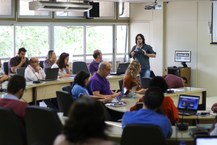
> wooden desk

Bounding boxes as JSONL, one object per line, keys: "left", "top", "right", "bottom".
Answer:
{"left": 106, "top": 121, "right": 195, "bottom": 145}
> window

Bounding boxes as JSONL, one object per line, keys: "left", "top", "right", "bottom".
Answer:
{"left": 0, "top": 26, "right": 14, "bottom": 58}
{"left": 19, "top": 0, "right": 51, "bottom": 17}
{"left": 212, "top": 1, "right": 217, "bottom": 43}
{"left": 15, "top": 26, "right": 49, "bottom": 57}
{"left": 0, "top": 0, "right": 13, "bottom": 17}
{"left": 54, "top": 26, "right": 83, "bottom": 61}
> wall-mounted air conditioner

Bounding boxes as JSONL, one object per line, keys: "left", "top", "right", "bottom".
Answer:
{"left": 29, "top": 1, "right": 93, "bottom": 12}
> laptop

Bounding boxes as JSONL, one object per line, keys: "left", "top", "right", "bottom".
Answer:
{"left": 42, "top": 68, "right": 59, "bottom": 81}
{"left": 112, "top": 87, "right": 127, "bottom": 103}
{"left": 177, "top": 94, "right": 200, "bottom": 116}
{"left": 110, "top": 62, "right": 130, "bottom": 75}
{"left": 194, "top": 136, "right": 217, "bottom": 145}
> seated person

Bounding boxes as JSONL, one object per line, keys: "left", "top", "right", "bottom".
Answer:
{"left": 43, "top": 50, "right": 57, "bottom": 69}
{"left": 9, "top": 47, "right": 29, "bottom": 74}
{"left": 88, "top": 61, "right": 120, "bottom": 100}
{"left": 55, "top": 52, "right": 72, "bottom": 78}
{"left": 0, "top": 59, "right": 8, "bottom": 83}
{"left": 122, "top": 87, "right": 172, "bottom": 138}
{"left": 25, "top": 57, "right": 46, "bottom": 82}
{"left": 54, "top": 97, "right": 115, "bottom": 145}
{"left": 0, "top": 75, "right": 28, "bottom": 119}
{"left": 130, "top": 76, "right": 179, "bottom": 125}
{"left": 163, "top": 74, "right": 187, "bottom": 88}
{"left": 88, "top": 49, "right": 102, "bottom": 75}
{"left": 123, "top": 60, "right": 145, "bottom": 94}
{"left": 71, "top": 71, "right": 90, "bottom": 100}
{"left": 210, "top": 116, "right": 217, "bottom": 136}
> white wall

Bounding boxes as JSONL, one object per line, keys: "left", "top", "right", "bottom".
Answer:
{"left": 130, "top": 0, "right": 217, "bottom": 96}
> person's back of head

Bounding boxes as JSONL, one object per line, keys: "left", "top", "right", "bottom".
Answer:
{"left": 93, "top": 49, "right": 102, "bottom": 59}
{"left": 63, "top": 97, "right": 108, "bottom": 144}
{"left": 126, "top": 60, "right": 140, "bottom": 77}
{"left": 149, "top": 76, "right": 168, "bottom": 93}
{"left": 7, "top": 75, "right": 26, "bottom": 96}
{"left": 143, "top": 87, "right": 164, "bottom": 110}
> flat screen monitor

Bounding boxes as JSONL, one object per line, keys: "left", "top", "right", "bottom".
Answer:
{"left": 174, "top": 50, "right": 191, "bottom": 63}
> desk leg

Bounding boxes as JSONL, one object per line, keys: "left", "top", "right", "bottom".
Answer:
{"left": 198, "top": 91, "right": 206, "bottom": 110}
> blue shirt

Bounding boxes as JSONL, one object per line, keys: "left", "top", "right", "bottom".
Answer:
{"left": 71, "top": 84, "right": 89, "bottom": 100}
{"left": 122, "top": 109, "right": 172, "bottom": 138}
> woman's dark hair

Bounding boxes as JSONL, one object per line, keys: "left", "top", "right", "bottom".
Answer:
{"left": 57, "top": 52, "right": 69, "bottom": 69}
{"left": 149, "top": 76, "right": 168, "bottom": 93}
{"left": 73, "top": 71, "right": 90, "bottom": 87}
{"left": 135, "top": 33, "right": 145, "bottom": 44}
{"left": 63, "top": 97, "right": 108, "bottom": 144}
{"left": 47, "top": 50, "right": 54, "bottom": 59}
{"left": 144, "top": 87, "right": 164, "bottom": 111}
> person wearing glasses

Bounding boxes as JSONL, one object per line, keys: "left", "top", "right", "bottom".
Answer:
{"left": 9, "top": 47, "right": 29, "bottom": 74}
{"left": 43, "top": 50, "right": 57, "bottom": 69}
{"left": 24, "top": 57, "right": 45, "bottom": 82}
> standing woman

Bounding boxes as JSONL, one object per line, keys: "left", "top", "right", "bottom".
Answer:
{"left": 123, "top": 60, "right": 145, "bottom": 94}
{"left": 56, "top": 52, "right": 72, "bottom": 78}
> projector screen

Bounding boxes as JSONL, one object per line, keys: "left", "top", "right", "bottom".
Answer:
{"left": 212, "top": 1, "right": 217, "bottom": 43}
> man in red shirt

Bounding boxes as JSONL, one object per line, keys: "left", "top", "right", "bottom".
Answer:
{"left": 163, "top": 74, "right": 187, "bottom": 88}
{"left": 0, "top": 75, "right": 28, "bottom": 119}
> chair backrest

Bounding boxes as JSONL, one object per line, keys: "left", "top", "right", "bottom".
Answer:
{"left": 56, "top": 90, "right": 73, "bottom": 116}
{"left": 141, "top": 77, "right": 152, "bottom": 89}
{"left": 72, "top": 61, "right": 89, "bottom": 74}
{"left": 0, "top": 107, "right": 26, "bottom": 145}
{"left": 121, "top": 124, "right": 167, "bottom": 145}
{"left": 39, "top": 61, "right": 44, "bottom": 69}
{"left": 62, "top": 85, "right": 73, "bottom": 95}
{"left": 16, "top": 67, "right": 26, "bottom": 77}
{"left": 25, "top": 106, "right": 63, "bottom": 145}
{"left": 3, "top": 62, "right": 9, "bottom": 75}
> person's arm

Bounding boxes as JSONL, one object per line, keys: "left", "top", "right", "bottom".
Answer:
{"left": 0, "top": 75, "right": 9, "bottom": 83}
{"left": 129, "top": 46, "right": 136, "bottom": 58}
{"left": 10, "top": 57, "right": 27, "bottom": 73}
{"left": 25, "top": 67, "right": 38, "bottom": 81}
{"left": 142, "top": 45, "right": 156, "bottom": 58}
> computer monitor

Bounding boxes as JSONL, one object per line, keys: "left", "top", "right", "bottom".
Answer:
{"left": 174, "top": 51, "right": 191, "bottom": 67}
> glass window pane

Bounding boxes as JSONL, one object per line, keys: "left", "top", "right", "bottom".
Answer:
{"left": 119, "top": 2, "right": 130, "bottom": 18}
{"left": 15, "top": 26, "right": 49, "bottom": 57}
{"left": 0, "top": 26, "right": 14, "bottom": 58}
{"left": 54, "top": 26, "right": 83, "bottom": 60}
{"left": 86, "top": 26, "right": 113, "bottom": 55}
{"left": 19, "top": 0, "right": 50, "bottom": 16}
{"left": 117, "top": 25, "right": 128, "bottom": 53}
{"left": 0, "top": 0, "right": 12, "bottom": 16}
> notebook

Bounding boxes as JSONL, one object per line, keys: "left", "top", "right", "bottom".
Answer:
{"left": 41, "top": 68, "right": 59, "bottom": 81}
{"left": 110, "top": 62, "right": 130, "bottom": 75}
{"left": 177, "top": 94, "right": 200, "bottom": 116}
{"left": 194, "top": 136, "right": 217, "bottom": 145}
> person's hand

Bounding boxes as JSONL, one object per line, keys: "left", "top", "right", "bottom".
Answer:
{"left": 35, "top": 65, "right": 41, "bottom": 73}
{"left": 20, "top": 57, "right": 26, "bottom": 64}
{"left": 142, "top": 50, "right": 147, "bottom": 56}
{"left": 131, "top": 51, "right": 135, "bottom": 57}
{"left": 0, "top": 74, "right": 9, "bottom": 82}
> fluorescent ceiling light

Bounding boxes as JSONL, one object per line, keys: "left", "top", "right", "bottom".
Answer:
{"left": 29, "top": 1, "right": 93, "bottom": 12}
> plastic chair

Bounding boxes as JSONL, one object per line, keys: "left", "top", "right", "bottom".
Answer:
{"left": 72, "top": 61, "right": 89, "bottom": 74}
{"left": 56, "top": 90, "right": 73, "bottom": 116}
{"left": 25, "top": 106, "right": 62, "bottom": 145}
{"left": 121, "top": 124, "right": 167, "bottom": 145}
{"left": 0, "top": 107, "right": 26, "bottom": 145}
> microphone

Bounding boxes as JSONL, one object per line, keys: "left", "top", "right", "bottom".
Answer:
{"left": 176, "top": 102, "right": 189, "bottom": 131}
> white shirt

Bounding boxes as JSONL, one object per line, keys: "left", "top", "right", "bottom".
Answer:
{"left": 25, "top": 65, "right": 46, "bottom": 82}
{"left": 210, "top": 123, "right": 217, "bottom": 136}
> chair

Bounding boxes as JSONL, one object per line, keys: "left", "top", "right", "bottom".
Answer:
{"left": 39, "top": 60, "right": 44, "bottom": 69}
{"left": 3, "top": 62, "right": 9, "bottom": 75}
{"left": 72, "top": 61, "right": 89, "bottom": 74}
{"left": 118, "top": 79, "right": 123, "bottom": 90}
{"left": 16, "top": 67, "right": 26, "bottom": 77}
{"left": 0, "top": 107, "right": 26, "bottom": 145}
{"left": 121, "top": 124, "right": 167, "bottom": 145}
{"left": 56, "top": 90, "right": 73, "bottom": 116}
{"left": 62, "top": 85, "right": 73, "bottom": 95}
{"left": 141, "top": 77, "right": 152, "bottom": 89}
{"left": 25, "top": 106, "right": 63, "bottom": 145}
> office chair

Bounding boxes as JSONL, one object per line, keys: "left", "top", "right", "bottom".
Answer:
{"left": 16, "top": 67, "right": 26, "bottom": 77}
{"left": 121, "top": 124, "right": 167, "bottom": 145}
{"left": 141, "top": 77, "right": 152, "bottom": 89}
{"left": 56, "top": 90, "right": 73, "bottom": 116}
{"left": 3, "top": 61, "right": 9, "bottom": 75}
{"left": 25, "top": 106, "right": 63, "bottom": 145}
{"left": 72, "top": 61, "right": 90, "bottom": 74}
{"left": 0, "top": 107, "right": 27, "bottom": 145}
{"left": 62, "top": 85, "right": 73, "bottom": 95}
{"left": 39, "top": 60, "right": 44, "bottom": 69}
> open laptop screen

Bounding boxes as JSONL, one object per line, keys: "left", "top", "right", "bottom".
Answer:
{"left": 177, "top": 94, "right": 200, "bottom": 111}
{"left": 195, "top": 136, "right": 217, "bottom": 145}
